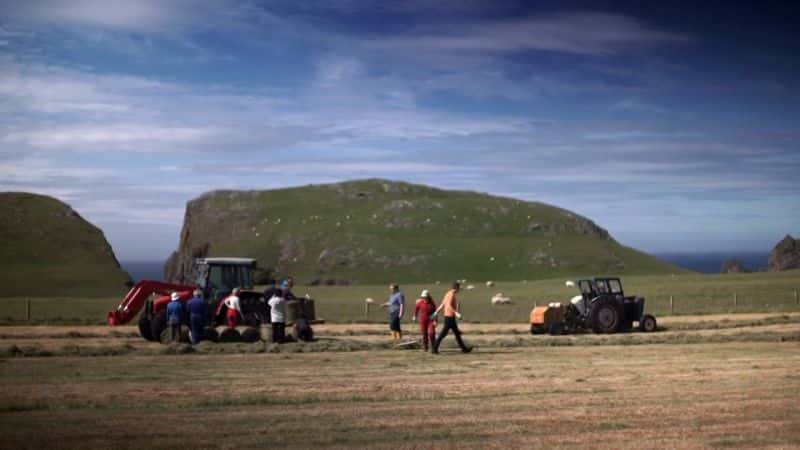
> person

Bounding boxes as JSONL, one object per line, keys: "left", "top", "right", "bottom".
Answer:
{"left": 223, "top": 287, "right": 243, "bottom": 329}
{"left": 166, "top": 292, "right": 183, "bottom": 342}
{"left": 432, "top": 282, "right": 472, "bottom": 354}
{"left": 413, "top": 289, "right": 437, "bottom": 351}
{"left": 265, "top": 277, "right": 298, "bottom": 301}
{"left": 186, "top": 289, "right": 206, "bottom": 345}
{"left": 381, "top": 284, "right": 405, "bottom": 341}
{"left": 268, "top": 285, "right": 288, "bottom": 342}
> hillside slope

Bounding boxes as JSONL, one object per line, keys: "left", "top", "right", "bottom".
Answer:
{"left": 165, "top": 179, "right": 685, "bottom": 284}
{"left": 0, "top": 193, "right": 131, "bottom": 297}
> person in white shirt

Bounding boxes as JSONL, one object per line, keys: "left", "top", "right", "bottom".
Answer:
{"left": 224, "top": 287, "right": 243, "bottom": 329}
{"left": 268, "top": 286, "right": 288, "bottom": 342}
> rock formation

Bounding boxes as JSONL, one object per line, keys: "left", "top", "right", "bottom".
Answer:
{"left": 768, "top": 235, "right": 800, "bottom": 271}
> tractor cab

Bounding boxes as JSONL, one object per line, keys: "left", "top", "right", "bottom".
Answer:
{"left": 192, "top": 257, "right": 256, "bottom": 303}
{"left": 577, "top": 277, "right": 624, "bottom": 300}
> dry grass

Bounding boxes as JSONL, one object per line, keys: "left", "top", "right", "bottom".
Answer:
{"left": 0, "top": 333, "right": 799, "bottom": 448}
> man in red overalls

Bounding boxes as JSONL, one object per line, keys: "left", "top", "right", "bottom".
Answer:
{"left": 413, "top": 289, "right": 437, "bottom": 351}
{"left": 223, "top": 288, "right": 243, "bottom": 329}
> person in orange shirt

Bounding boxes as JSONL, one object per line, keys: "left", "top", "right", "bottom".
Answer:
{"left": 431, "top": 282, "right": 472, "bottom": 354}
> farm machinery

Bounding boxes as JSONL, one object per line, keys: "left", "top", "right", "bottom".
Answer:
{"left": 108, "top": 257, "right": 317, "bottom": 342}
{"left": 529, "top": 277, "right": 657, "bottom": 335}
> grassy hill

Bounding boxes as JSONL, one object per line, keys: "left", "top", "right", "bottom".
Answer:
{"left": 0, "top": 192, "right": 131, "bottom": 297}
{"left": 165, "top": 179, "right": 685, "bottom": 284}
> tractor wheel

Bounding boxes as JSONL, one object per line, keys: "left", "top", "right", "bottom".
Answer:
{"left": 639, "top": 314, "right": 657, "bottom": 332}
{"left": 589, "top": 297, "right": 623, "bottom": 334}
{"left": 619, "top": 319, "right": 633, "bottom": 333}
{"left": 150, "top": 310, "right": 167, "bottom": 342}
{"left": 530, "top": 324, "right": 546, "bottom": 335}
{"left": 138, "top": 315, "right": 155, "bottom": 341}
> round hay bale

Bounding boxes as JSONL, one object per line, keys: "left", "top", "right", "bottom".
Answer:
{"left": 240, "top": 327, "right": 261, "bottom": 343}
{"left": 218, "top": 327, "right": 241, "bottom": 343}
{"left": 260, "top": 324, "right": 274, "bottom": 343}
{"left": 201, "top": 326, "right": 218, "bottom": 342}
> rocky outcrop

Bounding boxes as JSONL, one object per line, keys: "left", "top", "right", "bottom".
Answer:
{"left": 768, "top": 235, "right": 800, "bottom": 272}
{"left": 721, "top": 258, "right": 750, "bottom": 274}
{"left": 163, "top": 179, "right": 683, "bottom": 284}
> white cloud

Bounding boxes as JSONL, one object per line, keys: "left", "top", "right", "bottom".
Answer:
{"left": 364, "top": 12, "right": 692, "bottom": 56}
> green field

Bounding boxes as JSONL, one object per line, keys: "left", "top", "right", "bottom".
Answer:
{"left": 2, "top": 271, "right": 798, "bottom": 325}
{"left": 0, "top": 192, "right": 131, "bottom": 297}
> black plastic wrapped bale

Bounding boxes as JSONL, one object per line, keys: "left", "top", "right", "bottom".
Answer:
{"left": 216, "top": 326, "right": 241, "bottom": 343}
{"left": 239, "top": 326, "right": 261, "bottom": 343}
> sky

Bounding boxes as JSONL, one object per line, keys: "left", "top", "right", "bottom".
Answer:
{"left": 1, "top": 0, "right": 798, "bottom": 260}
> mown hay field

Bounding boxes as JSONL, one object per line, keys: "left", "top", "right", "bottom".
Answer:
{"left": 2, "top": 271, "right": 799, "bottom": 325}
{"left": 0, "top": 337, "right": 798, "bottom": 449}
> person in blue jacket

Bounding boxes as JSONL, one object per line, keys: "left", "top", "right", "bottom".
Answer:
{"left": 186, "top": 289, "right": 206, "bottom": 345}
{"left": 166, "top": 292, "right": 184, "bottom": 342}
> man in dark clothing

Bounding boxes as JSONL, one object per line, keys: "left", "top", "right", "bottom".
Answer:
{"left": 186, "top": 289, "right": 206, "bottom": 345}
{"left": 166, "top": 292, "right": 184, "bottom": 342}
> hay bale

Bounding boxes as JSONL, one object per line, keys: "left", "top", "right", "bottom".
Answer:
{"left": 217, "top": 327, "right": 241, "bottom": 343}
{"left": 240, "top": 327, "right": 261, "bottom": 343}
{"left": 260, "top": 324, "right": 273, "bottom": 343}
{"left": 202, "top": 326, "right": 218, "bottom": 342}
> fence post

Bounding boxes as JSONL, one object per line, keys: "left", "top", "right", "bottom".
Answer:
{"left": 795, "top": 289, "right": 799, "bottom": 306}
{"left": 26, "top": 298, "right": 31, "bottom": 321}
{"left": 733, "top": 292, "right": 738, "bottom": 310}
{"left": 669, "top": 295, "right": 674, "bottom": 315}
{"left": 364, "top": 302, "right": 369, "bottom": 319}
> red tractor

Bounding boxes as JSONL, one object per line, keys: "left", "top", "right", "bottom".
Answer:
{"left": 108, "top": 257, "right": 315, "bottom": 342}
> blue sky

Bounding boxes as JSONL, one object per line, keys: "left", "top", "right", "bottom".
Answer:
{"left": 1, "top": 0, "right": 797, "bottom": 260}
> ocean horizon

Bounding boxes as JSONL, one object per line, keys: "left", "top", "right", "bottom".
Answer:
{"left": 120, "top": 252, "right": 771, "bottom": 283}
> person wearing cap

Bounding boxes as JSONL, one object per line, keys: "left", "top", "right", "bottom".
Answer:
{"left": 432, "top": 282, "right": 472, "bottom": 354}
{"left": 166, "top": 292, "right": 184, "bottom": 342}
{"left": 413, "top": 289, "right": 437, "bottom": 351}
{"left": 381, "top": 284, "right": 405, "bottom": 341}
{"left": 223, "top": 287, "right": 243, "bottom": 329}
{"left": 186, "top": 289, "right": 206, "bottom": 345}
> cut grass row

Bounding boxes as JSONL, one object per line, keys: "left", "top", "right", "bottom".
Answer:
{"left": 2, "top": 328, "right": 798, "bottom": 358}
{"left": 1, "top": 270, "right": 798, "bottom": 324}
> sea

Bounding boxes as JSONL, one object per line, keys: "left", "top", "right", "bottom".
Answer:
{"left": 120, "top": 252, "right": 771, "bottom": 281}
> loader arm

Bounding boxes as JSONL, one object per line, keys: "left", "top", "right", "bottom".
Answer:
{"left": 108, "top": 280, "right": 194, "bottom": 325}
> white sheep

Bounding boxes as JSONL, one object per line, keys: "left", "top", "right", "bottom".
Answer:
{"left": 466, "top": 284, "right": 475, "bottom": 290}
{"left": 485, "top": 281, "right": 494, "bottom": 287}
{"left": 491, "top": 292, "right": 512, "bottom": 305}
{"left": 365, "top": 297, "right": 375, "bottom": 304}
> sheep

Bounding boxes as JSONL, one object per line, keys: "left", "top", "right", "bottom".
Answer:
{"left": 365, "top": 297, "right": 375, "bottom": 304}
{"left": 486, "top": 281, "right": 494, "bottom": 287}
{"left": 466, "top": 284, "right": 475, "bottom": 290}
{"left": 491, "top": 292, "right": 512, "bottom": 305}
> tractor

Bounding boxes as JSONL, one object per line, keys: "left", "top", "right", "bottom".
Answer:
{"left": 530, "top": 277, "right": 656, "bottom": 335}
{"left": 108, "top": 257, "right": 317, "bottom": 342}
